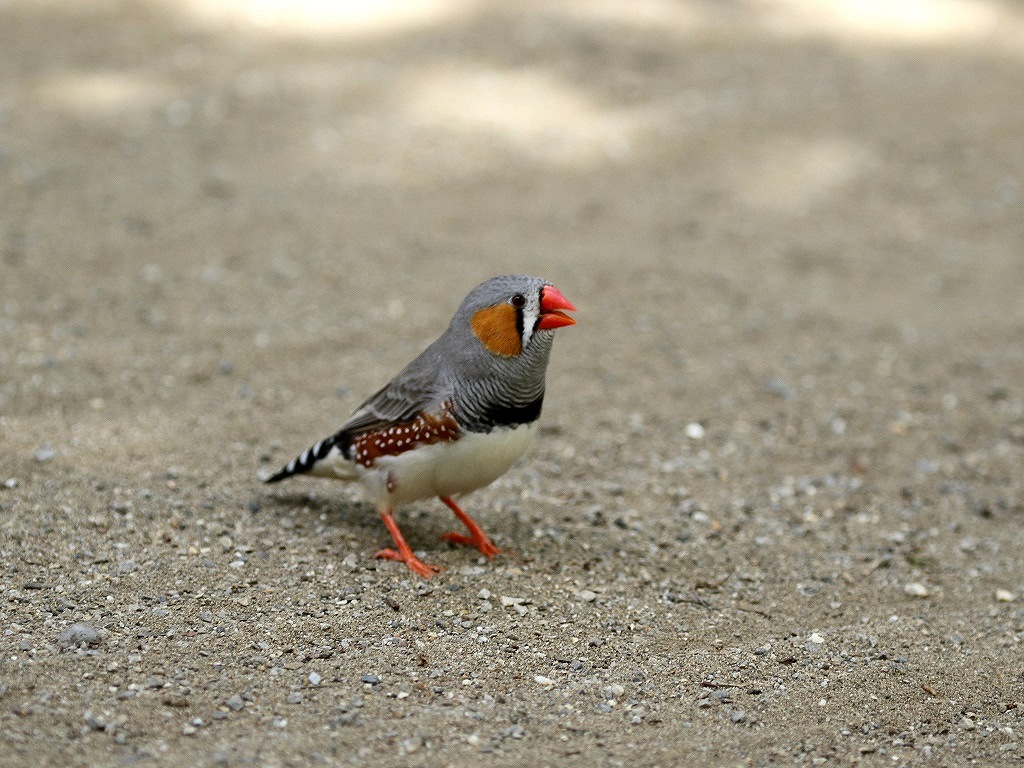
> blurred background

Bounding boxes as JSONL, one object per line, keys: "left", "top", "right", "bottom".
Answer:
{"left": 4, "top": 2, "right": 1022, "bottom": 425}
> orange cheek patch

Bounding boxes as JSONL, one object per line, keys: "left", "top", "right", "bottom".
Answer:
{"left": 470, "top": 304, "right": 522, "bottom": 357}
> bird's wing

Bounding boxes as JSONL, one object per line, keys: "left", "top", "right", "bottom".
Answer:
{"left": 263, "top": 360, "right": 441, "bottom": 484}
{"left": 336, "top": 353, "right": 444, "bottom": 436}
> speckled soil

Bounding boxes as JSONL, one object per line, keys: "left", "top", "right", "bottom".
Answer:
{"left": 3, "top": 2, "right": 1024, "bottom": 766}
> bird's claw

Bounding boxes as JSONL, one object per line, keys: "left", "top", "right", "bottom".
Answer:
{"left": 373, "top": 547, "right": 442, "bottom": 579}
{"left": 441, "top": 531, "right": 501, "bottom": 559}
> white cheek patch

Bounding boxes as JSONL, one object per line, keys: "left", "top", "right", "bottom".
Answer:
{"left": 520, "top": 295, "right": 540, "bottom": 349}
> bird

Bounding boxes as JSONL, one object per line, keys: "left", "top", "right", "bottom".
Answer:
{"left": 263, "top": 274, "right": 576, "bottom": 578}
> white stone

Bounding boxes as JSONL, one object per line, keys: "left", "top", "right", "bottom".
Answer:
{"left": 905, "top": 582, "right": 930, "bottom": 598}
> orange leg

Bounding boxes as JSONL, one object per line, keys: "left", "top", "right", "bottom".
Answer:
{"left": 439, "top": 496, "right": 501, "bottom": 559}
{"left": 374, "top": 507, "right": 442, "bottom": 579}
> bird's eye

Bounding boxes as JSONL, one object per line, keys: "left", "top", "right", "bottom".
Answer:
{"left": 510, "top": 293, "right": 526, "bottom": 308}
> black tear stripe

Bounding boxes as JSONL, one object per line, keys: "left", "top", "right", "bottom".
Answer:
{"left": 475, "top": 392, "right": 544, "bottom": 430}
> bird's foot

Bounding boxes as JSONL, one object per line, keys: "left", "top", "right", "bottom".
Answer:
{"left": 373, "top": 547, "right": 442, "bottom": 579}
{"left": 438, "top": 496, "right": 502, "bottom": 559}
{"left": 376, "top": 507, "right": 443, "bottom": 578}
{"left": 441, "top": 531, "right": 501, "bottom": 559}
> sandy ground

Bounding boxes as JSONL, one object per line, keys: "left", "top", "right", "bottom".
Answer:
{"left": 3, "top": 1, "right": 1024, "bottom": 766}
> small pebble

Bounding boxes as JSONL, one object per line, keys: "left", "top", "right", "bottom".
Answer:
{"left": 309, "top": 671, "right": 322, "bottom": 686}
{"left": 225, "top": 694, "right": 245, "bottom": 711}
{"left": 684, "top": 422, "right": 705, "bottom": 439}
{"left": 35, "top": 445, "right": 56, "bottom": 462}
{"left": 905, "top": 582, "right": 930, "bottom": 598}
{"left": 57, "top": 623, "right": 102, "bottom": 648}
{"left": 995, "top": 589, "right": 1015, "bottom": 603}
{"left": 534, "top": 675, "right": 555, "bottom": 688}
{"left": 360, "top": 674, "right": 381, "bottom": 685}
{"left": 808, "top": 632, "right": 825, "bottom": 645}
{"left": 575, "top": 589, "right": 598, "bottom": 602}
{"left": 287, "top": 692, "right": 303, "bottom": 705}
{"left": 764, "top": 379, "right": 795, "bottom": 400}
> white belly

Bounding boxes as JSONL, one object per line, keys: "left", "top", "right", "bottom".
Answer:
{"left": 361, "top": 423, "right": 537, "bottom": 507}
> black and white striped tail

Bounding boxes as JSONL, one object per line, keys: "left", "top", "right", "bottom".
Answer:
{"left": 264, "top": 434, "right": 345, "bottom": 483}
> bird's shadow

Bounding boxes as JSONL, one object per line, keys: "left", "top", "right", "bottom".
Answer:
{"left": 259, "top": 488, "right": 442, "bottom": 544}
{"left": 257, "top": 487, "right": 520, "bottom": 564}
{"left": 260, "top": 489, "right": 372, "bottom": 529}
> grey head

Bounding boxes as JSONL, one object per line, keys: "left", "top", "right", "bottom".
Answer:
{"left": 434, "top": 274, "right": 576, "bottom": 430}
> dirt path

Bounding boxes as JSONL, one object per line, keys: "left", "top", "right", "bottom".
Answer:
{"left": 3, "top": 2, "right": 1024, "bottom": 765}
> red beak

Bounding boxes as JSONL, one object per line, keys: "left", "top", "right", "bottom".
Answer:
{"left": 537, "top": 285, "right": 577, "bottom": 330}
